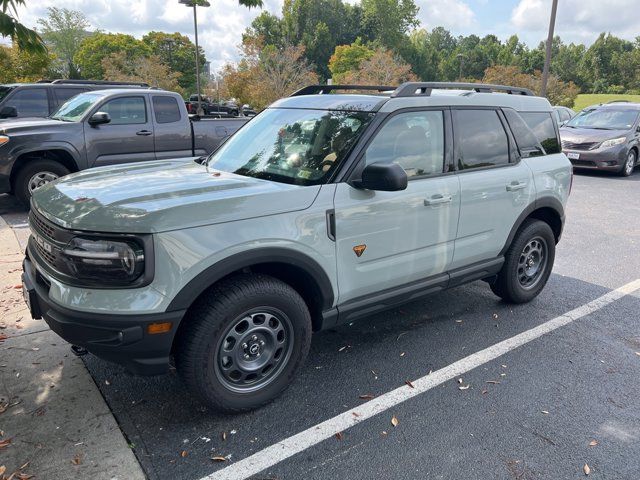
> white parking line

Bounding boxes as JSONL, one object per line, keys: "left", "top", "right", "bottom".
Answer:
{"left": 203, "top": 279, "right": 640, "bottom": 480}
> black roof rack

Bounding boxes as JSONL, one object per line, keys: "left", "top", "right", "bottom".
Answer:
{"left": 45, "top": 79, "right": 150, "bottom": 87}
{"left": 606, "top": 100, "right": 631, "bottom": 104}
{"left": 290, "top": 84, "right": 396, "bottom": 96}
{"left": 391, "top": 82, "right": 535, "bottom": 97}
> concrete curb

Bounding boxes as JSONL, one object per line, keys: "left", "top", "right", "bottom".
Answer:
{"left": 0, "top": 212, "right": 146, "bottom": 479}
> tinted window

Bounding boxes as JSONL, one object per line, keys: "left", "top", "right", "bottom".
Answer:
{"left": 100, "top": 97, "right": 147, "bottom": 125}
{"left": 454, "top": 110, "right": 509, "bottom": 169}
{"left": 152, "top": 96, "right": 181, "bottom": 124}
{"left": 503, "top": 109, "right": 544, "bottom": 158}
{"left": 365, "top": 111, "right": 445, "bottom": 178}
{"left": 520, "top": 112, "right": 561, "bottom": 154}
{"left": 9, "top": 88, "right": 48, "bottom": 117}
{"left": 54, "top": 88, "right": 86, "bottom": 106}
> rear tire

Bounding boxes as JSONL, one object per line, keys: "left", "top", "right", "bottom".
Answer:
{"left": 175, "top": 274, "right": 312, "bottom": 412}
{"left": 619, "top": 149, "right": 637, "bottom": 177}
{"left": 14, "top": 159, "right": 70, "bottom": 206}
{"left": 491, "top": 219, "right": 555, "bottom": 304}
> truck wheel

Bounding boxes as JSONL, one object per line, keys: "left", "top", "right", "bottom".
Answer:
{"left": 14, "top": 159, "right": 70, "bottom": 206}
{"left": 619, "top": 149, "right": 637, "bottom": 177}
{"left": 491, "top": 219, "right": 555, "bottom": 304}
{"left": 175, "top": 274, "right": 312, "bottom": 412}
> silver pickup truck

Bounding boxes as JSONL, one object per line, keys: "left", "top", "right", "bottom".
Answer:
{"left": 0, "top": 89, "right": 248, "bottom": 205}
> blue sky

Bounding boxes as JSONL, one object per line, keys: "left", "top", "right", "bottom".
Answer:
{"left": 14, "top": 0, "right": 640, "bottom": 71}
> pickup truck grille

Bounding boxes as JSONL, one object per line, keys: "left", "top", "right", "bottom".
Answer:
{"left": 561, "top": 140, "right": 599, "bottom": 151}
{"left": 28, "top": 209, "right": 67, "bottom": 271}
{"left": 30, "top": 209, "right": 56, "bottom": 238}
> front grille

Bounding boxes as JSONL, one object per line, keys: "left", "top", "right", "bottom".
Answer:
{"left": 29, "top": 210, "right": 56, "bottom": 238}
{"left": 35, "top": 240, "right": 57, "bottom": 264}
{"left": 572, "top": 160, "right": 597, "bottom": 167}
{"left": 561, "top": 140, "right": 599, "bottom": 151}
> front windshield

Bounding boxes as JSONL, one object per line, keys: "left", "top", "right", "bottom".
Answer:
{"left": 565, "top": 108, "right": 639, "bottom": 130}
{"left": 207, "top": 108, "right": 374, "bottom": 185}
{"left": 51, "top": 92, "right": 103, "bottom": 122}
{"left": 0, "top": 86, "right": 14, "bottom": 102}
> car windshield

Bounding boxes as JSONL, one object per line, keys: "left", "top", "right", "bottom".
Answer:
{"left": 565, "top": 108, "right": 639, "bottom": 130}
{"left": 0, "top": 86, "right": 14, "bottom": 102}
{"left": 206, "top": 108, "right": 375, "bottom": 186}
{"left": 50, "top": 92, "right": 103, "bottom": 122}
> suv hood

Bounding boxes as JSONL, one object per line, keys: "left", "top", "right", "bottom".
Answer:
{"left": 560, "top": 127, "right": 629, "bottom": 144}
{"left": 31, "top": 158, "right": 321, "bottom": 233}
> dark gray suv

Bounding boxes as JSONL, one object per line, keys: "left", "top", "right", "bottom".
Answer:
{"left": 560, "top": 102, "right": 640, "bottom": 176}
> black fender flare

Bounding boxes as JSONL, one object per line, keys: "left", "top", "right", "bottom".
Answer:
{"left": 166, "top": 247, "right": 335, "bottom": 312}
{"left": 499, "top": 196, "right": 565, "bottom": 256}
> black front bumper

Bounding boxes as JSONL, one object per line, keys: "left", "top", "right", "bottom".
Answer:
{"left": 22, "top": 256, "right": 185, "bottom": 375}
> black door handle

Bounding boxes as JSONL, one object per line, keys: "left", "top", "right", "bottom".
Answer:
{"left": 136, "top": 130, "right": 152, "bottom": 136}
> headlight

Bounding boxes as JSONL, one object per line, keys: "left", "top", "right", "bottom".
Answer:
{"left": 62, "top": 237, "right": 145, "bottom": 285}
{"left": 0, "top": 135, "right": 9, "bottom": 146}
{"left": 600, "top": 137, "right": 626, "bottom": 148}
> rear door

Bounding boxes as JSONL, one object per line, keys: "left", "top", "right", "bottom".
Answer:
{"left": 450, "top": 108, "right": 535, "bottom": 270}
{"left": 334, "top": 109, "right": 460, "bottom": 304}
{"left": 151, "top": 94, "right": 192, "bottom": 159}
{"left": 84, "top": 94, "right": 156, "bottom": 167}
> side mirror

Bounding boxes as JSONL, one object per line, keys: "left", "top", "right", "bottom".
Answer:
{"left": 0, "top": 106, "right": 18, "bottom": 118}
{"left": 353, "top": 162, "right": 408, "bottom": 192}
{"left": 88, "top": 112, "right": 111, "bottom": 126}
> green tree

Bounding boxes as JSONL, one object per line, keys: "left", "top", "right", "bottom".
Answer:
{"left": 360, "top": 0, "right": 419, "bottom": 51}
{"left": 102, "top": 51, "right": 183, "bottom": 94}
{"left": 244, "top": 11, "right": 284, "bottom": 48}
{"left": 74, "top": 33, "right": 150, "bottom": 79}
{"left": 0, "top": 43, "right": 54, "bottom": 82}
{"left": 329, "top": 39, "right": 374, "bottom": 82}
{"left": 0, "top": 0, "right": 46, "bottom": 53}
{"left": 37, "top": 7, "right": 90, "bottom": 78}
{"left": 142, "top": 31, "right": 205, "bottom": 95}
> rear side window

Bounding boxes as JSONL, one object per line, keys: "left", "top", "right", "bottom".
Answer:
{"left": 152, "top": 95, "right": 181, "bottom": 124}
{"left": 54, "top": 88, "right": 87, "bottom": 106}
{"left": 8, "top": 88, "right": 49, "bottom": 117}
{"left": 503, "top": 109, "right": 544, "bottom": 158}
{"left": 520, "top": 112, "right": 561, "bottom": 154}
{"left": 454, "top": 109, "right": 510, "bottom": 170}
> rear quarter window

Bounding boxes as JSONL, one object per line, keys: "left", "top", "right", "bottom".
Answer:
{"left": 503, "top": 109, "right": 545, "bottom": 158}
{"left": 520, "top": 112, "right": 561, "bottom": 154}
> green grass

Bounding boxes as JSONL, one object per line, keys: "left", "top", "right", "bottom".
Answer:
{"left": 573, "top": 94, "right": 640, "bottom": 112}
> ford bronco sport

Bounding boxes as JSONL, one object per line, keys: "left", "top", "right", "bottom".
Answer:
{"left": 22, "top": 82, "right": 572, "bottom": 412}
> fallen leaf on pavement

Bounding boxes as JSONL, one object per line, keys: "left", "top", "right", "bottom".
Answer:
{"left": 391, "top": 415, "right": 399, "bottom": 427}
{"left": 459, "top": 385, "right": 470, "bottom": 390}
{"left": 181, "top": 450, "right": 188, "bottom": 457}
{"left": 583, "top": 464, "right": 591, "bottom": 475}
{"left": 16, "top": 473, "right": 34, "bottom": 480}
{"left": 359, "top": 394, "right": 374, "bottom": 400}
{"left": 457, "top": 378, "right": 463, "bottom": 384}
{"left": 589, "top": 440, "right": 598, "bottom": 447}
{"left": 335, "top": 432, "right": 343, "bottom": 440}
{"left": 0, "top": 466, "right": 5, "bottom": 475}
{"left": 0, "top": 438, "right": 11, "bottom": 449}
{"left": 635, "top": 352, "right": 640, "bottom": 356}
{"left": 71, "top": 453, "right": 82, "bottom": 465}
{"left": 541, "top": 410, "right": 549, "bottom": 415}
{"left": 222, "top": 431, "right": 227, "bottom": 441}
{"left": 481, "top": 389, "right": 488, "bottom": 395}
{"left": 13, "top": 285, "right": 22, "bottom": 289}
{"left": 400, "top": 352, "right": 405, "bottom": 357}
{"left": 211, "top": 456, "right": 227, "bottom": 462}
{"left": 0, "top": 334, "right": 8, "bottom": 341}
{"left": 405, "top": 380, "right": 415, "bottom": 389}
{"left": 486, "top": 380, "right": 500, "bottom": 384}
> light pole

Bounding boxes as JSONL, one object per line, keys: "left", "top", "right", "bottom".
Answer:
{"left": 457, "top": 53, "right": 466, "bottom": 81}
{"left": 179, "top": 0, "right": 210, "bottom": 115}
{"left": 541, "top": 0, "right": 559, "bottom": 98}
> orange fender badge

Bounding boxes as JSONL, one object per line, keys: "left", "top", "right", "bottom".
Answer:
{"left": 353, "top": 245, "right": 367, "bottom": 257}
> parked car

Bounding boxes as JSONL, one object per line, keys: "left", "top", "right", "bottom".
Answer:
{"left": 0, "top": 79, "right": 150, "bottom": 120}
{"left": 553, "top": 105, "right": 576, "bottom": 126}
{"left": 0, "top": 89, "right": 248, "bottom": 204}
{"left": 22, "top": 82, "right": 571, "bottom": 412}
{"left": 185, "top": 95, "right": 239, "bottom": 116}
{"left": 241, "top": 104, "right": 257, "bottom": 117}
{"left": 560, "top": 101, "right": 640, "bottom": 176}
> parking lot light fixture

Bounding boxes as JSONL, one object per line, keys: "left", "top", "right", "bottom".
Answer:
{"left": 179, "top": 0, "right": 211, "bottom": 116}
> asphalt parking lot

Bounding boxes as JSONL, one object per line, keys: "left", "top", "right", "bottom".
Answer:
{"left": 1, "top": 170, "right": 639, "bottom": 480}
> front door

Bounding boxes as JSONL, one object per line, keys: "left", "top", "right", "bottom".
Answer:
{"left": 84, "top": 95, "right": 155, "bottom": 167}
{"left": 334, "top": 109, "right": 460, "bottom": 304}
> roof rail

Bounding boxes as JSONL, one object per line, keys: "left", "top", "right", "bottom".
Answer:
{"left": 391, "top": 82, "right": 535, "bottom": 97}
{"left": 607, "top": 100, "right": 631, "bottom": 104}
{"left": 290, "top": 84, "right": 396, "bottom": 96}
{"left": 49, "top": 79, "right": 150, "bottom": 87}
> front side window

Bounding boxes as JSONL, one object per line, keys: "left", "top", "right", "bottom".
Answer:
{"left": 520, "top": 112, "right": 561, "bottom": 154}
{"left": 455, "top": 109, "right": 510, "bottom": 170}
{"left": 152, "top": 95, "right": 181, "bottom": 124}
{"left": 51, "top": 92, "right": 103, "bottom": 122}
{"left": 9, "top": 88, "right": 48, "bottom": 117}
{"left": 207, "top": 108, "right": 374, "bottom": 186}
{"left": 100, "top": 97, "right": 147, "bottom": 125}
{"left": 364, "top": 110, "right": 445, "bottom": 178}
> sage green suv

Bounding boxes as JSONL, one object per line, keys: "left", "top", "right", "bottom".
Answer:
{"left": 22, "top": 82, "right": 572, "bottom": 412}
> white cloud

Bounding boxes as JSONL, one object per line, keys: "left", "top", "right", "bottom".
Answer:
{"left": 511, "top": 0, "right": 640, "bottom": 45}
{"left": 416, "top": 0, "right": 476, "bottom": 31}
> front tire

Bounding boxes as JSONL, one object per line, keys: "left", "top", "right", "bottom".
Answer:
{"left": 619, "top": 149, "right": 637, "bottom": 177}
{"left": 491, "top": 219, "right": 555, "bottom": 303}
{"left": 175, "top": 274, "right": 312, "bottom": 412}
{"left": 14, "top": 159, "right": 70, "bottom": 206}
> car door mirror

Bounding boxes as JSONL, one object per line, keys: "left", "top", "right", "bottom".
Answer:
{"left": 0, "top": 106, "right": 18, "bottom": 118}
{"left": 352, "top": 162, "right": 408, "bottom": 192}
{"left": 88, "top": 112, "right": 111, "bottom": 126}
